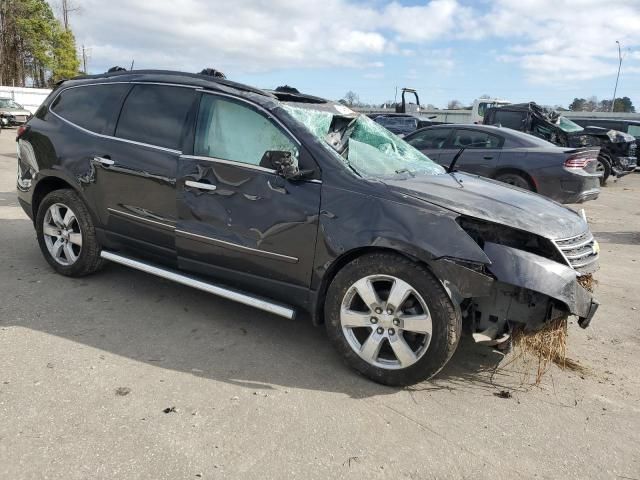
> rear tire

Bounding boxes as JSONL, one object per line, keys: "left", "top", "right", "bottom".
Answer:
{"left": 495, "top": 171, "right": 533, "bottom": 191}
{"left": 324, "top": 252, "right": 461, "bottom": 386}
{"left": 35, "top": 189, "right": 104, "bottom": 277}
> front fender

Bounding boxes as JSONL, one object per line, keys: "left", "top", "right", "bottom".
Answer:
{"left": 312, "top": 188, "right": 493, "bottom": 297}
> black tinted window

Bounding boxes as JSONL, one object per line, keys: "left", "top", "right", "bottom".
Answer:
{"left": 51, "top": 84, "right": 130, "bottom": 134}
{"left": 451, "top": 129, "right": 502, "bottom": 148}
{"left": 407, "top": 129, "right": 451, "bottom": 149}
{"left": 115, "top": 85, "right": 194, "bottom": 150}
{"left": 492, "top": 111, "right": 526, "bottom": 130}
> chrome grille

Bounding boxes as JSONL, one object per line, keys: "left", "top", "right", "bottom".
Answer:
{"left": 554, "top": 231, "right": 599, "bottom": 275}
{"left": 629, "top": 143, "right": 637, "bottom": 158}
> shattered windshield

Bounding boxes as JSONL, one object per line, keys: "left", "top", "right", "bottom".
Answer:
{"left": 557, "top": 116, "right": 584, "bottom": 133}
{"left": 0, "top": 98, "right": 24, "bottom": 109}
{"left": 283, "top": 104, "right": 444, "bottom": 178}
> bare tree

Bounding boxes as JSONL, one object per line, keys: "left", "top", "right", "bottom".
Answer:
{"left": 447, "top": 99, "right": 463, "bottom": 109}
{"left": 342, "top": 91, "right": 360, "bottom": 107}
{"left": 60, "top": 0, "right": 80, "bottom": 30}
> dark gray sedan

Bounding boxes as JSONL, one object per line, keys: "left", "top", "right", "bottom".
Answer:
{"left": 404, "top": 124, "right": 601, "bottom": 203}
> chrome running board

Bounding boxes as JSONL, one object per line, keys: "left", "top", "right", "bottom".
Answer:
{"left": 100, "top": 250, "right": 296, "bottom": 320}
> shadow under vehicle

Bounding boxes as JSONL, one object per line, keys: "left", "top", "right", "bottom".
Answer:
{"left": 16, "top": 70, "right": 599, "bottom": 386}
{"left": 484, "top": 102, "right": 637, "bottom": 184}
{"left": 404, "top": 124, "right": 601, "bottom": 204}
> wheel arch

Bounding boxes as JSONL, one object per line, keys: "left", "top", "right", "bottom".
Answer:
{"left": 311, "top": 246, "right": 431, "bottom": 326}
{"left": 31, "top": 174, "right": 89, "bottom": 222}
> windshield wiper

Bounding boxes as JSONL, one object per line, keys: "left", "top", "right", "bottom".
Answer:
{"left": 447, "top": 147, "right": 466, "bottom": 173}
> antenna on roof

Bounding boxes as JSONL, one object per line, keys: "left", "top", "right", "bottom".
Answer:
{"left": 130, "top": 60, "right": 135, "bottom": 70}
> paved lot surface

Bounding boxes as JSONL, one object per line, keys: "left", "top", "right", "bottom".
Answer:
{"left": 1, "top": 129, "right": 639, "bottom": 479}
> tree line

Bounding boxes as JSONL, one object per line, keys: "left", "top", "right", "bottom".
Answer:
{"left": 568, "top": 96, "right": 635, "bottom": 113}
{"left": 0, "top": 0, "right": 80, "bottom": 87}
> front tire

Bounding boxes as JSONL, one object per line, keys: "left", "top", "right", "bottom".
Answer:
{"left": 35, "top": 189, "right": 104, "bottom": 277}
{"left": 324, "top": 253, "right": 461, "bottom": 386}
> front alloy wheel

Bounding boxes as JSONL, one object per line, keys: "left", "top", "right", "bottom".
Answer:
{"left": 42, "top": 203, "right": 83, "bottom": 265}
{"left": 325, "top": 253, "right": 461, "bottom": 386}
{"left": 340, "top": 275, "right": 433, "bottom": 369}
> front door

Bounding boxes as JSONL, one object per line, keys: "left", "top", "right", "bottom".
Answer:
{"left": 176, "top": 93, "right": 321, "bottom": 294}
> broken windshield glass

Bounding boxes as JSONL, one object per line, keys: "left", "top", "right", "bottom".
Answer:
{"left": 557, "top": 116, "right": 584, "bottom": 133}
{"left": 283, "top": 104, "right": 444, "bottom": 178}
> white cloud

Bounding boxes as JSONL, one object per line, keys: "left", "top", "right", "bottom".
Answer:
{"left": 59, "top": 0, "right": 640, "bottom": 88}
{"left": 481, "top": 0, "right": 640, "bottom": 84}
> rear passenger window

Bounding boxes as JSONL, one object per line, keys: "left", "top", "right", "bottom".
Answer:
{"left": 51, "top": 84, "right": 130, "bottom": 135}
{"left": 493, "top": 111, "right": 526, "bottom": 130}
{"left": 451, "top": 129, "right": 502, "bottom": 148}
{"left": 115, "top": 84, "right": 194, "bottom": 150}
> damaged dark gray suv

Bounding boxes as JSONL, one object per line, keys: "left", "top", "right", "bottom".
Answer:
{"left": 16, "top": 70, "right": 599, "bottom": 385}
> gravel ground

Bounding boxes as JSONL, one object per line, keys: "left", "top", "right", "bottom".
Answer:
{"left": 1, "top": 129, "right": 639, "bottom": 479}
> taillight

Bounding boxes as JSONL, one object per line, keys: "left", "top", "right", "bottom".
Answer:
{"left": 564, "top": 154, "right": 589, "bottom": 169}
{"left": 16, "top": 125, "right": 29, "bottom": 140}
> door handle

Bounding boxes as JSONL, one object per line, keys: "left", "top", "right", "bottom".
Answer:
{"left": 94, "top": 156, "right": 114, "bottom": 166}
{"left": 185, "top": 180, "right": 217, "bottom": 191}
{"left": 483, "top": 156, "right": 493, "bottom": 160}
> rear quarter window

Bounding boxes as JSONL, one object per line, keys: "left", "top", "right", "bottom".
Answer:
{"left": 115, "top": 84, "right": 195, "bottom": 150}
{"left": 492, "top": 111, "right": 526, "bottom": 130}
{"left": 50, "top": 84, "right": 130, "bottom": 135}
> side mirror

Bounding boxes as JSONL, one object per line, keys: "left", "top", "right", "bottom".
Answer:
{"left": 262, "top": 150, "right": 300, "bottom": 179}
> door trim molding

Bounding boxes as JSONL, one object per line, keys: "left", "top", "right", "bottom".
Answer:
{"left": 107, "top": 207, "right": 175, "bottom": 231}
{"left": 175, "top": 229, "right": 299, "bottom": 264}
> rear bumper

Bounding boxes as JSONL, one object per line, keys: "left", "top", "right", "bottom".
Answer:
{"left": 553, "top": 170, "right": 600, "bottom": 203}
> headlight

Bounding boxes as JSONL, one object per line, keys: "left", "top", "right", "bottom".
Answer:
{"left": 456, "top": 216, "right": 563, "bottom": 263}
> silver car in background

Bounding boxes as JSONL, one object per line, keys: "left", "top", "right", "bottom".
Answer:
{"left": 0, "top": 98, "right": 32, "bottom": 128}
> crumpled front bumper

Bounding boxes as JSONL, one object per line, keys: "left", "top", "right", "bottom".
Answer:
{"left": 612, "top": 156, "right": 638, "bottom": 177}
{"left": 483, "top": 242, "right": 598, "bottom": 328}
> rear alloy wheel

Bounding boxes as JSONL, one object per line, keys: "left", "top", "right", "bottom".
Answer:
{"left": 42, "top": 203, "right": 83, "bottom": 266}
{"left": 36, "top": 189, "right": 104, "bottom": 277}
{"left": 495, "top": 172, "right": 532, "bottom": 191}
{"left": 325, "top": 253, "right": 461, "bottom": 386}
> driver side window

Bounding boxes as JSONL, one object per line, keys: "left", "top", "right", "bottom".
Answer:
{"left": 195, "top": 95, "right": 297, "bottom": 166}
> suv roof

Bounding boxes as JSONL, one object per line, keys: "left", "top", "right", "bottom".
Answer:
{"left": 63, "top": 69, "right": 331, "bottom": 106}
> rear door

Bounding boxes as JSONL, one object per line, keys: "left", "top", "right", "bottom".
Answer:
{"left": 176, "top": 92, "right": 321, "bottom": 293}
{"left": 92, "top": 83, "right": 197, "bottom": 259}
{"left": 437, "top": 128, "right": 503, "bottom": 177}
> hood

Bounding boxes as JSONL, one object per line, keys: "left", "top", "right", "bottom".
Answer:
{"left": 385, "top": 172, "right": 587, "bottom": 240}
{"left": 0, "top": 109, "right": 31, "bottom": 116}
{"left": 579, "top": 126, "right": 635, "bottom": 144}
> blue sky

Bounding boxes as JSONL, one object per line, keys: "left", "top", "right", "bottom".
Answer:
{"left": 55, "top": 0, "right": 640, "bottom": 108}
